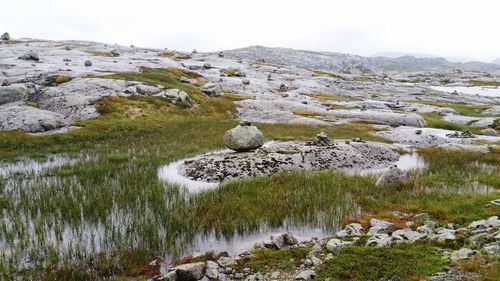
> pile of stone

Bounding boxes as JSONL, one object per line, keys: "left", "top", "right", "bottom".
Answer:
{"left": 446, "top": 130, "right": 475, "bottom": 139}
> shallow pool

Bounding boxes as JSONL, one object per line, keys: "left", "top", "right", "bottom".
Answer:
{"left": 430, "top": 85, "right": 500, "bottom": 97}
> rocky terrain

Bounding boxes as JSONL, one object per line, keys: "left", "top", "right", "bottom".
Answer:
{"left": 156, "top": 212, "right": 500, "bottom": 281}
{"left": 1, "top": 34, "right": 500, "bottom": 280}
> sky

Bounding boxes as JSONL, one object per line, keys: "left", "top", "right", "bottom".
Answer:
{"left": 1, "top": 0, "right": 499, "bottom": 62}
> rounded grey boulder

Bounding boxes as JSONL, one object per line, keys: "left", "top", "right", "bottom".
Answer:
{"left": 1, "top": 32, "right": 10, "bottom": 40}
{"left": 375, "top": 165, "right": 407, "bottom": 187}
{"left": 84, "top": 60, "right": 92, "bottom": 67}
{"left": 223, "top": 122, "right": 264, "bottom": 152}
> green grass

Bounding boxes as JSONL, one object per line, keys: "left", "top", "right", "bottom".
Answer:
{"left": 468, "top": 80, "right": 500, "bottom": 87}
{"left": 241, "top": 247, "right": 312, "bottom": 273}
{"left": 316, "top": 243, "right": 447, "bottom": 281}
{"left": 409, "top": 100, "right": 494, "bottom": 117}
{"left": 421, "top": 112, "right": 484, "bottom": 134}
{"left": 88, "top": 50, "right": 114, "bottom": 57}
{"left": 307, "top": 92, "right": 360, "bottom": 102}
{"left": 220, "top": 68, "right": 242, "bottom": 76}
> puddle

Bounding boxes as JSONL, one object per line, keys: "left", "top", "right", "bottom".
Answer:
{"left": 0, "top": 154, "right": 94, "bottom": 179}
{"left": 348, "top": 151, "right": 426, "bottom": 176}
{"left": 430, "top": 85, "right": 500, "bottom": 97}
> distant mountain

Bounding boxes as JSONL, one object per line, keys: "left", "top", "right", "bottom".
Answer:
{"left": 492, "top": 58, "right": 500, "bottom": 66}
{"left": 371, "top": 52, "right": 475, "bottom": 63}
{"left": 226, "top": 46, "right": 500, "bottom": 73}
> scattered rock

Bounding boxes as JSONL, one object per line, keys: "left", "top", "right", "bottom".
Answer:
{"left": 84, "top": 60, "right": 92, "bottom": 67}
{"left": 170, "top": 262, "right": 205, "bottom": 281}
{"left": 18, "top": 51, "right": 40, "bottom": 61}
{"left": 450, "top": 248, "right": 477, "bottom": 261}
{"left": 156, "top": 89, "right": 191, "bottom": 106}
{"left": 136, "top": 84, "right": 162, "bottom": 95}
{"left": 180, "top": 76, "right": 191, "bottom": 83}
{"left": 295, "top": 269, "right": 316, "bottom": 280}
{"left": 369, "top": 219, "right": 397, "bottom": 233}
{"left": 223, "top": 122, "right": 264, "bottom": 152}
{"left": 482, "top": 242, "right": 500, "bottom": 257}
{"left": 366, "top": 234, "right": 392, "bottom": 247}
{"left": 335, "top": 223, "right": 363, "bottom": 238}
{"left": 200, "top": 82, "right": 221, "bottom": 97}
{"left": 203, "top": 63, "right": 211, "bottom": 69}
{"left": 326, "top": 238, "right": 352, "bottom": 253}
{"left": 217, "top": 256, "right": 237, "bottom": 268}
{"left": 242, "top": 79, "right": 251, "bottom": 85}
{"left": 413, "top": 213, "right": 430, "bottom": 225}
{"left": 446, "top": 130, "right": 474, "bottom": 139}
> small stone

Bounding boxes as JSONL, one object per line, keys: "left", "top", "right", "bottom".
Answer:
{"left": 203, "top": 63, "right": 211, "bottom": 69}
{"left": 450, "top": 248, "right": 477, "bottom": 261}
{"left": 180, "top": 76, "right": 191, "bottom": 83}
{"left": 217, "top": 256, "right": 237, "bottom": 268}
{"left": 326, "top": 238, "right": 352, "bottom": 253}
{"left": 483, "top": 242, "right": 500, "bottom": 257}
{"left": 200, "top": 82, "right": 221, "bottom": 97}
{"left": 111, "top": 49, "right": 120, "bottom": 57}
{"left": 366, "top": 234, "right": 392, "bottom": 247}
{"left": 295, "top": 269, "right": 316, "bottom": 280}
{"left": 205, "top": 261, "right": 219, "bottom": 279}
{"left": 242, "top": 79, "right": 250, "bottom": 85}
{"left": 84, "top": 60, "right": 92, "bottom": 67}
{"left": 413, "top": 213, "right": 430, "bottom": 225}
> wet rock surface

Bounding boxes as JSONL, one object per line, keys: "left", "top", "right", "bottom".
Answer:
{"left": 180, "top": 139, "right": 399, "bottom": 183}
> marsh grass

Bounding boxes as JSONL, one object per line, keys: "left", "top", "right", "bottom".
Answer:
{"left": 0, "top": 68, "right": 499, "bottom": 279}
{"left": 409, "top": 100, "right": 494, "bottom": 117}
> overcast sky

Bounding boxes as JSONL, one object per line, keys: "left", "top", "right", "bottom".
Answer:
{"left": 1, "top": 0, "right": 499, "bottom": 62}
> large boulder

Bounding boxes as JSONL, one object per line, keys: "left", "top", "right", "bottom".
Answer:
{"left": 0, "top": 105, "right": 66, "bottom": 132}
{"left": 200, "top": 82, "right": 221, "bottom": 97}
{"left": 375, "top": 165, "right": 407, "bottom": 187}
{"left": 223, "top": 121, "right": 264, "bottom": 152}
{"left": 1, "top": 32, "right": 10, "bottom": 40}
{"left": 0, "top": 84, "right": 28, "bottom": 105}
